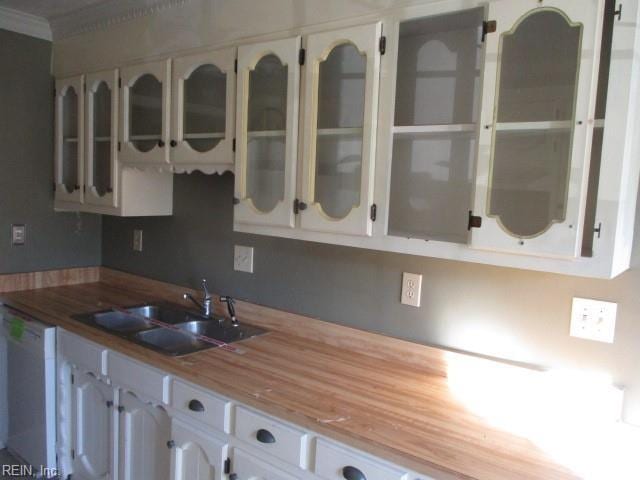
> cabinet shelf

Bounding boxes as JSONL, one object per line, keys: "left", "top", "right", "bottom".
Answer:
{"left": 317, "top": 127, "right": 363, "bottom": 136}
{"left": 247, "top": 130, "right": 286, "bottom": 138}
{"left": 495, "top": 121, "right": 573, "bottom": 132}
{"left": 94, "top": 137, "right": 111, "bottom": 142}
{"left": 64, "top": 137, "right": 79, "bottom": 143}
{"left": 393, "top": 124, "right": 476, "bottom": 135}
{"left": 129, "top": 134, "right": 162, "bottom": 141}
{"left": 183, "top": 132, "right": 225, "bottom": 140}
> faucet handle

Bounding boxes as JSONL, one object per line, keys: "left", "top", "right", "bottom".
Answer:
{"left": 201, "top": 278, "right": 211, "bottom": 299}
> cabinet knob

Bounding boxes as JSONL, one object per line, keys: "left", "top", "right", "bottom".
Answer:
{"left": 256, "top": 428, "right": 276, "bottom": 444}
{"left": 106, "top": 400, "right": 113, "bottom": 408}
{"left": 117, "top": 405, "right": 125, "bottom": 413}
{"left": 166, "top": 440, "right": 175, "bottom": 449}
{"left": 157, "top": 140, "right": 165, "bottom": 148}
{"left": 188, "top": 399, "right": 205, "bottom": 412}
{"left": 170, "top": 140, "right": 178, "bottom": 147}
{"left": 342, "top": 466, "right": 366, "bottom": 480}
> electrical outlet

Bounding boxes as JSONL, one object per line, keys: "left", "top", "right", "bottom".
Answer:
{"left": 570, "top": 297, "right": 618, "bottom": 343}
{"left": 401, "top": 272, "right": 422, "bottom": 307}
{"left": 234, "top": 245, "right": 254, "bottom": 273}
{"left": 11, "top": 224, "right": 25, "bottom": 246}
{"left": 133, "top": 229, "right": 143, "bottom": 252}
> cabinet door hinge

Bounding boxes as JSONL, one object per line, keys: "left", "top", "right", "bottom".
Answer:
{"left": 594, "top": 222, "right": 603, "bottom": 239}
{"left": 468, "top": 211, "right": 482, "bottom": 230}
{"left": 224, "top": 457, "right": 231, "bottom": 474}
{"left": 118, "top": 141, "right": 121, "bottom": 152}
{"left": 83, "top": 83, "right": 86, "bottom": 93}
{"left": 118, "top": 77, "right": 122, "bottom": 88}
{"left": 70, "top": 374, "right": 74, "bottom": 385}
{"left": 614, "top": 4, "right": 623, "bottom": 20}
{"left": 232, "top": 138, "right": 236, "bottom": 152}
{"left": 379, "top": 36, "right": 387, "bottom": 55}
{"left": 482, "top": 20, "right": 497, "bottom": 42}
{"left": 232, "top": 197, "right": 240, "bottom": 205}
{"left": 71, "top": 449, "right": 75, "bottom": 460}
{"left": 234, "top": 58, "right": 238, "bottom": 73}
{"left": 293, "top": 198, "right": 307, "bottom": 214}
{"left": 53, "top": 88, "right": 56, "bottom": 98}
{"left": 370, "top": 204, "right": 377, "bottom": 221}
{"left": 299, "top": 48, "right": 306, "bottom": 66}
{"left": 53, "top": 182, "right": 56, "bottom": 193}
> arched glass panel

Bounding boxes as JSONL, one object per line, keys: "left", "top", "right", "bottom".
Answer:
{"left": 130, "top": 74, "right": 162, "bottom": 152}
{"left": 92, "top": 82, "right": 111, "bottom": 197}
{"left": 183, "top": 64, "right": 226, "bottom": 152}
{"left": 488, "top": 10, "right": 581, "bottom": 238}
{"left": 314, "top": 43, "right": 366, "bottom": 220}
{"left": 246, "top": 54, "right": 288, "bottom": 213}
{"left": 62, "top": 87, "right": 78, "bottom": 191}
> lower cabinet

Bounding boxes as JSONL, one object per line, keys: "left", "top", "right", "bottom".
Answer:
{"left": 229, "top": 448, "right": 298, "bottom": 480}
{"left": 70, "top": 369, "right": 116, "bottom": 480}
{"left": 118, "top": 391, "right": 172, "bottom": 480}
{"left": 170, "top": 420, "right": 227, "bottom": 480}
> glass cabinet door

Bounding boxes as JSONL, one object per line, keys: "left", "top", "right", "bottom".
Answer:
{"left": 55, "top": 75, "right": 84, "bottom": 205}
{"left": 472, "top": 0, "right": 604, "bottom": 257}
{"left": 120, "top": 60, "right": 171, "bottom": 167}
{"left": 300, "top": 23, "right": 382, "bottom": 236}
{"left": 85, "top": 69, "right": 118, "bottom": 208}
{"left": 171, "top": 48, "right": 235, "bottom": 173}
{"left": 234, "top": 37, "right": 301, "bottom": 228}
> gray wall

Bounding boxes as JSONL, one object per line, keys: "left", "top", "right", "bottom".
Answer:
{"left": 102, "top": 172, "right": 640, "bottom": 424}
{"left": 0, "top": 29, "right": 101, "bottom": 274}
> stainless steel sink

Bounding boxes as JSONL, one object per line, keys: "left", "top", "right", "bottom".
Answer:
{"left": 72, "top": 303, "right": 267, "bottom": 356}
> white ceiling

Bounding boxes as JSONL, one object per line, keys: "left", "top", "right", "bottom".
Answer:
{"left": 0, "top": 0, "right": 110, "bottom": 19}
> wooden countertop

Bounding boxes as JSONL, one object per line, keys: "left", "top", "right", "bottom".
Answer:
{"left": 0, "top": 269, "right": 593, "bottom": 480}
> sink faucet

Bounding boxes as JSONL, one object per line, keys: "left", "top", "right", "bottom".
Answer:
{"left": 183, "top": 279, "right": 212, "bottom": 318}
{"left": 220, "top": 296, "right": 238, "bottom": 326}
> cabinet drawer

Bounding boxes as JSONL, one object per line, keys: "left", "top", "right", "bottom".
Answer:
{"left": 171, "top": 379, "right": 230, "bottom": 433}
{"left": 58, "top": 329, "right": 106, "bottom": 375}
{"left": 106, "top": 352, "right": 169, "bottom": 404}
{"left": 315, "top": 438, "right": 407, "bottom": 480}
{"left": 234, "top": 406, "right": 309, "bottom": 469}
{"left": 231, "top": 447, "right": 298, "bottom": 480}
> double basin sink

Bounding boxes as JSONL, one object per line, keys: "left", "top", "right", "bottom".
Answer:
{"left": 73, "top": 304, "right": 266, "bottom": 356}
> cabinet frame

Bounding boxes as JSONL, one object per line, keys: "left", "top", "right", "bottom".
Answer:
{"left": 54, "top": 75, "right": 85, "bottom": 205}
{"left": 120, "top": 59, "right": 172, "bottom": 169}
{"left": 171, "top": 48, "right": 236, "bottom": 174}
{"left": 85, "top": 69, "right": 119, "bottom": 209}
{"left": 299, "top": 22, "right": 382, "bottom": 236}
{"left": 234, "top": 36, "right": 302, "bottom": 229}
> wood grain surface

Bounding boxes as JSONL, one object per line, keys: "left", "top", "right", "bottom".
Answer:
{"left": 0, "top": 268, "right": 583, "bottom": 480}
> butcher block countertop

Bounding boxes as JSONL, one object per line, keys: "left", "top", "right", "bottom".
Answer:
{"left": 0, "top": 268, "right": 628, "bottom": 480}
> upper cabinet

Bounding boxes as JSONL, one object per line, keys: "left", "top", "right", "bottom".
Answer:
{"left": 170, "top": 48, "right": 236, "bottom": 173}
{"left": 120, "top": 60, "right": 172, "bottom": 168}
{"left": 299, "top": 24, "right": 382, "bottom": 236}
{"left": 55, "top": 75, "right": 84, "bottom": 205}
{"left": 234, "top": 37, "right": 301, "bottom": 228}
{"left": 472, "top": 0, "right": 603, "bottom": 257}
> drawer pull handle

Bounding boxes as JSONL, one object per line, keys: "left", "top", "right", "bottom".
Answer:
{"left": 256, "top": 428, "right": 276, "bottom": 444}
{"left": 188, "top": 399, "right": 205, "bottom": 412}
{"left": 343, "top": 466, "right": 366, "bottom": 480}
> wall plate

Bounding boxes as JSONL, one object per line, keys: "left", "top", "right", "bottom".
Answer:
{"left": 570, "top": 297, "right": 618, "bottom": 343}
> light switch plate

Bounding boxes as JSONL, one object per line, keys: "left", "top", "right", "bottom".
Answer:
{"left": 133, "top": 229, "right": 143, "bottom": 252}
{"left": 570, "top": 297, "right": 617, "bottom": 343}
{"left": 401, "top": 272, "right": 422, "bottom": 307}
{"left": 234, "top": 245, "right": 254, "bottom": 273}
{"left": 11, "top": 224, "right": 25, "bottom": 246}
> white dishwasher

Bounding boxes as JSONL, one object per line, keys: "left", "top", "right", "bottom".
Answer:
{"left": 0, "top": 304, "right": 57, "bottom": 472}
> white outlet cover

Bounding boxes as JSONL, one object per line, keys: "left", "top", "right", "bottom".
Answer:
{"left": 401, "top": 272, "right": 422, "bottom": 307}
{"left": 570, "top": 297, "right": 618, "bottom": 343}
{"left": 133, "top": 229, "right": 143, "bottom": 252}
{"left": 234, "top": 245, "right": 254, "bottom": 273}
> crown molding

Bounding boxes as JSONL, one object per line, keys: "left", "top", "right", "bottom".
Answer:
{"left": 50, "top": 0, "right": 190, "bottom": 40}
{"left": 0, "top": 6, "right": 52, "bottom": 41}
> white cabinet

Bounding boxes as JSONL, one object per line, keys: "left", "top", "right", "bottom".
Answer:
{"left": 55, "top": 75, "right": 84, "bottom": 205}
{"left": 228, "top": 448, "right": 298, "bottom": 480}
{"left": 170, "top": 48, "right": 236, "bottom": 174}
{"left": 118, "top": 391, "right": 172, "bottom": 480}
{"left": 234, "top": 37, "right": 301, "bottom": 229}
{"left": 471, "top": 0, "right": 605, "bottom": 257}
{"left": 170, "top": 420, "right": 227, "bottom": 480}
{"left": 299, "top": 23, "right": 382, "bottom": 236}
{"left": 70, "top": 369, "right": 116, "bottom": 480}
{"left": 120, "top": 60, "right": 172, "bottom": 168}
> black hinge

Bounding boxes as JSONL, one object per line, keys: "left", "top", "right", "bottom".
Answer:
{"left": 614, "top": 4, "right": 623, "bottom": 20}
{"left": 118, "top": 77, "right": 122, "bottom": 88}
{"left": 299, "top": 48, "right": 306, "bottom": 66}
{"left": 482, "top": 20, "right": 497, "bottom": 42}
{"left": 53, "top": 88, "right": 56, "bottom": 98}
{"left": 232, "top": 197, "right": 240, "bottom": 205}
{"left": 594, "top": 222, "right": 603, "bottom": 239}
{"left": 118, "top": 141, "right": 121, "bottom": 152}
{"left": 370, "top": 204, "right": 377, "bottom": 221}
{"left": 71, "top": 449, "right": 75, "bottom": 460}
{"left": 83, "top": 83, "right": 86, "bottom": 93}
{"left": 379, "top": 36, "right": 386, "bottom": 55}
{"left": 224, "top": 458, "right": 231, "bottom": 474}
{"left": 232, "top": 138, "right": 236, "bottom": 152}
{"left": 83, "top": 185, "right": 86, "bottom": 193}
{"left": 468, "top": 211, "right": 482, "bottom": 230}
{"left": 234, "top": 58, "right": 238, "bottom": 73}
{"left": 53, "top": 182, "right": 56, "bottom": 192}
{"left": 71, "top": 374, "right": 74, "bottom": 385}
{"left": 293, "top": 198, "right": 307, "bottom": 214}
